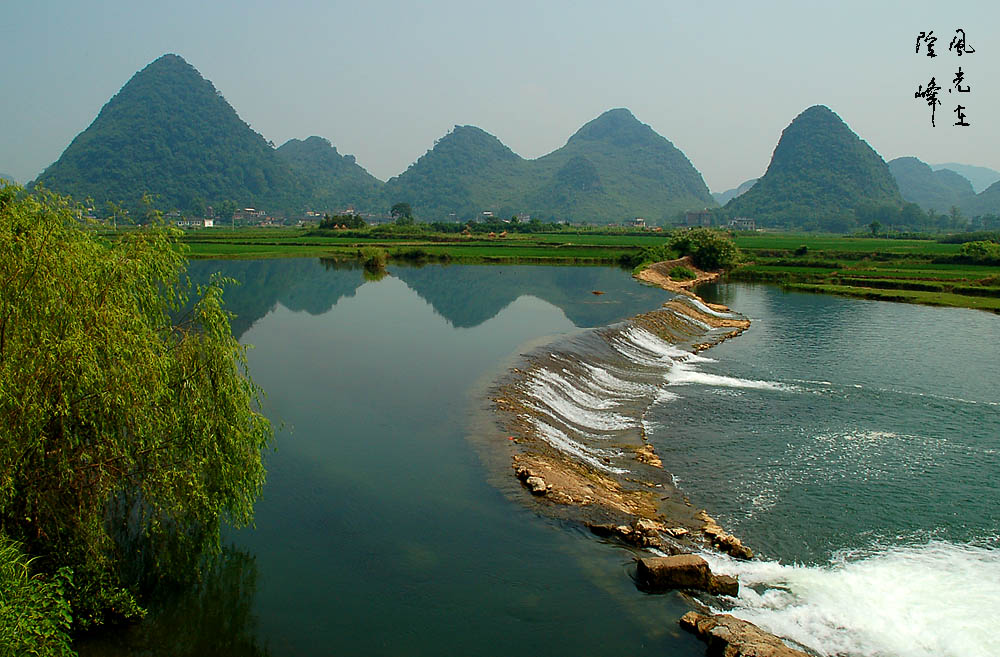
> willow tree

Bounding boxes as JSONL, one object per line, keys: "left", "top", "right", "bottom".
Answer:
{"left": 0, "top": 184, "right": 272, "bottom": 632}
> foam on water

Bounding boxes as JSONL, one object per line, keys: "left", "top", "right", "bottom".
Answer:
{"left": 682, "top": 296, "right": 740, "bottom": 319}
{"left": 700, "top": 541, "right": 1000, "bottom": 657}
{"left": 579, "top": 362, "right": 654, "bottom": 397}
{"left": 525, "top": 375, "right": 637, "bottom": 432}
{"left": 665, "top": 362, "right": 794, "bottom": 391}
{"left": 621, "top": 326, "right": 715, "bottom": 364}
{"left": 534, "top": 368, "right": 619, "bottom": 410}
{"left": 528, "top": 418, "right": 628, "bottom": 474}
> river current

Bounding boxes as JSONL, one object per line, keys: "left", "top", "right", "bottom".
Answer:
{"left": 78, "top": 261, "right": 999, "bottom": 657}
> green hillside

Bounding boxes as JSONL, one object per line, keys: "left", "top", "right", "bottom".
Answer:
{"left": 383, "top": 109, "right": 714, "bottom": 224}
{"left": 526, "top": 108, "right": 715, "bottom": 223}
{"left": 32, "top": 54, "right": 304, "bottom": 215}
{"left": 382, "top": 125, "right": 528, "bottom": 219}
{"left": 725, "top": 105, "right": 903, "bottom": 231}
{"left": 888, "top": 156, "right": 975, "bottom": 213}
{"left": 276, "top": 136, "right": 383, "bottom": 213}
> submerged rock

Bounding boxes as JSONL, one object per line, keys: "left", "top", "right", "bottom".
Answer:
{"left": 636, "top": 554, "right": 739, "bottom": 596}
{"left": 680, "top": 612, "right": 811, "bottom": 657}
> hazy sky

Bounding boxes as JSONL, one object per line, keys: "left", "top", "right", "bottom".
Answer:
{"left": 2, "top": 1, "right": 998, "bottom": 192}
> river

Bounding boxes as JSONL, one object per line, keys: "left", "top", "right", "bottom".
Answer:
{"left": 79, "top": 261, "right": 1000, "bottom": 657}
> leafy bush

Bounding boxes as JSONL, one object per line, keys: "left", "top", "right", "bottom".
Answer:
{"left": 668, "top": 265, "right": 698, "bottom": 280}
{"left": 667, "top": 227, "right": 741, "bottom": 270}
{"left": 359, "top": 246, "right": 388, "bottom": 270}
{"left": 794, "top": 244, "right": 809, "bottom": 256}
{"left": 0, "top": 537, "right": 75, "bottom": 657}
{"left": 958, "top": 240, "right": 1000, "bottom": 263}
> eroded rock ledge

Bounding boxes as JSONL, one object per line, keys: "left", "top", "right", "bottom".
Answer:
{"left": 681, "top": 612, "right": 812, "bottom": 657}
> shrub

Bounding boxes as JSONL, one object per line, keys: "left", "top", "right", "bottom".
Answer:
{"left": 959, "top": 240, "right": 1000, "bottom": 263}
{"left": 358, "top": 246, "right": 388, "bottom": 270}
{"left": 668, "top": 265, "right": 698, "bottom": 280}
{"left": 0, "top": 536, "right": 75, "bottom": 657}
{"left": 667, "top": 228, "right": 740, "bottom": 270}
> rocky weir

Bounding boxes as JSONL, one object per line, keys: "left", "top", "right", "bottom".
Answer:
{"left": 489, "top": 260, "right": 814, "bottom": 656}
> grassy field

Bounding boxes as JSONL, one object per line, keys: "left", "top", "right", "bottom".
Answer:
{"left": 732, "top": 233, "right": 1000, "bottom": 312}
{"left": 173, "top": 227, "right": 1000, "bottom": 312}
{"left": 177, "top": 227, "right": 641, "bottom": 263}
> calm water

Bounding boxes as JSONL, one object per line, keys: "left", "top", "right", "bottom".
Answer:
{"left": 79, "top": 260, "right": 706, "bottom": 656}
{"left": 79, "top": 263, "right": 1000, "bottom": 657}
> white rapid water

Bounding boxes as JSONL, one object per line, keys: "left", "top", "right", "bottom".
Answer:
{"left": 665, "top": 361, "right": 794, "bottom": 391}
{"left": 525, "top": 370, "right": 637, "bottom": 432}
{"left": 700, "top": 541, "right": 1000, "bottom": 657}
{"left": 527, "top": 418, "right": 628, "bottom": 474}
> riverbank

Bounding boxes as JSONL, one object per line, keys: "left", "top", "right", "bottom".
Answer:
{"left": 173, "top": 227, "right": 1000, "bottom": 312}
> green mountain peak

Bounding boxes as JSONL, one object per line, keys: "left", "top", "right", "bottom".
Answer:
{"left": 725, "top": 104, "right": 902, "bottom": 229}
{"left": 33, "top": 53, "right": 303, "bottom": 214}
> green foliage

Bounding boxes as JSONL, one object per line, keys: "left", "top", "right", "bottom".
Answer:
{"left": 939, "top": 231, "right": 1000, "bottom": 245}
{"left": 0, "top": 537, "right": 74, "bottom": 657}
{"left": 667, "top": 228, "right": 740, "bottom": 270}
{"left": 794, "top": 244, "right": 809, "bottom": 256}
{"left": 319, "top": 213, "right": 366, "bottom": 229}
{"left": 0, "top": 184, "right": 272, "bottom": 629}
{"left": 667, "top": 265, "right": 697, "bottom": 280}
{"left": 958, "top": 240, "right": 1000, "bottom": 263}
{"left": 390, "top": 202, "right": 414, "bottom": 224}
{"left": 359, "top": 246, "right": 388, "bottom": 270}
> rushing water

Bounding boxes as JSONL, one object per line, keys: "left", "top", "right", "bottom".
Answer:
{"left": 78, "top": 262, "right": 1000, "bottom": 657}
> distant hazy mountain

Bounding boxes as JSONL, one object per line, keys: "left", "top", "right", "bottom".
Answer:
{"left": 276, "top": 136, "right": 383, "bottom": 212}
{"left": 32, "top": 54, "right": 304, "bottom": 214}
{"left": 929, "top": 163, "right": 1000, "bottom": 194}
{"left": 888, "top": 157, "right": 975, "bottom": 213}
{"left": 725, "top": 105, "right": 902, "bottom": 230}
{"left": 384, "top": 108, "right": 714, "bottom": 224}
{"left": 961, "top": 181, "right": 1000, "bottom": 218}
{"left": 712, "top": 178, "right": 757, "bottom": 205}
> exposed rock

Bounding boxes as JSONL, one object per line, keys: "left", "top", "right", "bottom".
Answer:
{"left": 525, "top": 476, "right": 548, "bottom": 495}
{"left": 634, "top": 443, "right": 663, "bottom": 468}
{"left": 680, "top": 612, "right": 811, "bottom": 657}
{"left": 586, "top": 518, "right": 674, "bottom": 549}
{"left": 699, "top": 511, "right": 754, "bottom": 560}
{"left": 636, "top": 555, "right": 739, "bottom": 596}
{"left": 637, "top": 554, "right": 711, "bottom": 591}
{"left": 707, "top": 574, "right": 739, "bottom": 596}
{"left": 716, "top": 534, "right": 754, "bottom": 560}
{"left": 511, "top": 454, "right": 662, "bottom": 519}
